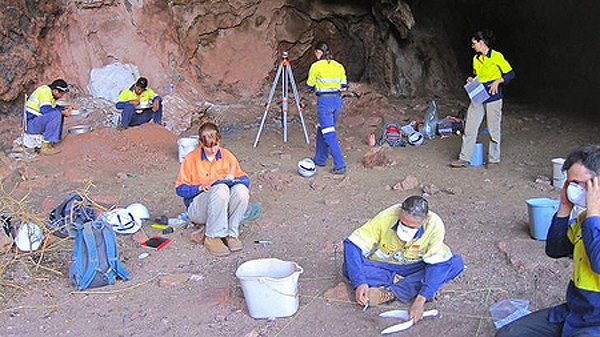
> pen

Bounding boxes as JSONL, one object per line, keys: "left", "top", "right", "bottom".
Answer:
{"left": 254, "top": 240, "right": 273, "bottom": 245}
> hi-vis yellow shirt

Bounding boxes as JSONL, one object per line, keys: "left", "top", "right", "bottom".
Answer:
{"left": 306, "top": 59, "right": 347, "bottom": 95}
{"left": 116, "top": 86, "right": 158, "bottom": 105}
{"left": 348, "top": 205, "right": 453, "bottom": 265}
{"left": 26, "top": 85, "right": 55, "bottom": 117}
{"left": 473, "top": 49, "right": 513, "bottom": 83}
{"left": 568, "top": 213, "right": 600, "bottom": 292}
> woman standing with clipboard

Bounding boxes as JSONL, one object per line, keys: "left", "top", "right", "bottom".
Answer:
{"left": 450, "top": 30, "right": 515, "bottom": 168}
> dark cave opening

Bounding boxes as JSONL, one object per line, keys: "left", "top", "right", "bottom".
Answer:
{"left": 410, "top": 0, "right": 600, "bottom": 116}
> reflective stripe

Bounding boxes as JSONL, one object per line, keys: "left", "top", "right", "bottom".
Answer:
{"left": 321, "top": 126, "right": 335, "bottom": 134}
{"left": 28, "top": 97, "right": 39, "bottom": 104}
{"left": 373, "top": 249, "right": 392, "bottom": 260}
{"left": 316, "top": 77, "right": 342, "bottom": 83}
{"left": 39, "top": 102, "right": 52, "bottom": 107}
{"left": 26, "top": 107, "right": 42, "bottom": 116}
{"left": 316, "top": 87, "right": 340, "bottom": 93}
{"left": 423, "top": 250, "right": 453, "bottom": 264}
{"left": 348, "top": 233, "right": 372, "bottom": 256}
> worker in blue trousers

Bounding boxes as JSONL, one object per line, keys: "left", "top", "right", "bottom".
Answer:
{"left": 343, "top": 196, "right": 464, "bottom": 323}
{"left": 25, "top": 79, "right": 75, "bottom": 155}
{"left": 306, "top": 41, "right": 348, "bottom": 174}
{"left": 115, "top": 77, "right": 163, "bottom": 129}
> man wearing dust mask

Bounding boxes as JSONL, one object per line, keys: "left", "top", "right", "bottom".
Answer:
{"left": 343, "top": 196, "right": 464, "bottom": 323}
{"left": 497, "top": 145, "right": 600, "bottom": 337}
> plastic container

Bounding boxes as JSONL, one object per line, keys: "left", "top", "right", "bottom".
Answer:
{"left": 236, "top": 258, "right": 303, "bottom": 319}
{"left": 470, "top": 142, "right": 485, "bottom": 166}
{"left": 552, "top": 158, "right": 566, "bottom": 187}
{"left": 526, "top": 198, "right": 560, "bottom": 240}
{"left": 490, "top": 298, "right": 531, "bottom": 329}
{"left": 177, "top": 137, "right": 199, "bottom": 163}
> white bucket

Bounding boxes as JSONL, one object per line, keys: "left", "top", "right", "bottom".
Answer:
{"left": 552, "top": 158, "right": 566, "bottom": 187}
{"left": 22, "top": 133, "right": 43, "bottom": 149}
{"left": 177, "top": 136, "right": 199, "bottom": 163}
{"left": 235, "top": 258, "right": 303, "bottom": 319}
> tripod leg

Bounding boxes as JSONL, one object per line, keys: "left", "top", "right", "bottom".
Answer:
{"left": 287, "top": 65, "right": 310, "bottom": 144}
{"left": 254, "top": 63, "right": 283, "bottom": 148}
{"left": 282, "top": 64, "right": 289, "bottom": 143}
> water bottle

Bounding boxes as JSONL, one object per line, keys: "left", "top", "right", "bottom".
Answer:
{"left": 169, "top": 82, "right": 174, "bottom": 94}
{"left": 167, "top": 212, "right": 188, "bottom": 227}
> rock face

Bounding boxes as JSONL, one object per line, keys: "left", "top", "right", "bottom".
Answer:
{"left": 0, "top": 0, "right": 461, "bottom": 125}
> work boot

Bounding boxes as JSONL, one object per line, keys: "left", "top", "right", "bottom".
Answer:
{"left": 40, "top": 142, "right": 60, "bottom": 156}
{"left": 331, "top": 167, "right": 347, "bottom": 175}
{"left": 225, "top": 236, "right": 243, "bottom": 252}
{"left": 368, "top": 287, "right": 396, "bottom": 306}
{"left": 449, "top": 159, "right": 469, "bottom": 168}
{"left": 204, "top": 237, "right": 230, "bottom": 257}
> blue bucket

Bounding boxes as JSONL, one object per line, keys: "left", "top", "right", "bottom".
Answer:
{"left": 526, "top": 198, "right": 560, "bottom": 240}
{"left": 470, "top": 142, "right": 485, "bottom": 167}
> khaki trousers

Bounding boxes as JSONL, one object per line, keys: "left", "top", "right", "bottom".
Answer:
{"left": 188, "top": 184, "right": 249, "bottom": 238}
{"left": 459, "top": 99, "right": 503, "bottom": 163}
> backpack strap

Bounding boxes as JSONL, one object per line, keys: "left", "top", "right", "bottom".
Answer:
{"left": 78, "top": 222, "right": 100, "bottom": 290}
{"left": 70, "top": 225, "right": 85, "bottom": 286}
{"left": 100, "top": 223, "right": 130, "bottom": 281}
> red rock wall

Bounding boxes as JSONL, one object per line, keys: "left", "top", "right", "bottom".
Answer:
{"left": 0, "top": 0, "right": 460, "bottom": 114}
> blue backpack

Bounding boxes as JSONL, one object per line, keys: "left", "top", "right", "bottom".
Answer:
{"left": 69, "top": 220, "right": 130, "bottom": 290}
{"left": 48, "top": 194, "right": 96, "bottom": 239}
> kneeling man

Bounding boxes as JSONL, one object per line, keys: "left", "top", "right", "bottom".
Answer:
{"left": 343, "top": 196, "right": 464, "bottom": 322}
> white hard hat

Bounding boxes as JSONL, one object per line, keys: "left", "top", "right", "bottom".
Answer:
{"left": 126, "top": 203, "right": 150, "bottom": 221}
{"left": 297, "top": 158, "right": 316, "bottom": 177}
{"left": 408, "top": 132, "right": 425, "bottom": 146}
{"left": 14, "top": 222, "right": 44, "bottom": 252}
{"left": 103, "top": 208, "right": 141, "bottom": 235}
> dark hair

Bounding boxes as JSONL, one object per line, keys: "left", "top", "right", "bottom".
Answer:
{"left": 401, "top": 196, "right": 429, "bottom": 219}
{"left": 314, "top": 41, "right": 330, "bottom": 60}
{"left": 49, "top": 79, "right": 69, "bottom": 92}
{"left": 471, "top": 30, "right": 494, "bottom": 47}
{"left": 198, "top": 121, "right": 222, "bottom": 147}
{"left": 136, "top": 77, "right": 148, "bottom": 89}
{"left": 563, "top": 145, "right": 600, "bottom": 175}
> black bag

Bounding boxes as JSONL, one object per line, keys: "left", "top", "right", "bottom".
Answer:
{"left": 48, "top": 194, "right": 96, "bottom": 238}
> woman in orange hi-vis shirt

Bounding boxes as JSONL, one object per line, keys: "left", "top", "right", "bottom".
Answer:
{"left": 176, "top": 122, "right": 250, "bottom": 256}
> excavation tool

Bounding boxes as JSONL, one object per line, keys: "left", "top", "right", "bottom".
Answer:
{"left": 253, "top": 51, "right": 310, "bottom": 147}
{"left": 379, "top": 309, "right": 439, "bottom": 334}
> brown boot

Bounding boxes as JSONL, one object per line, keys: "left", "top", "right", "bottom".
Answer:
{"left": 368, "top": 287, "right": 396, "bottom": 306}
{"left": 40, "top": 142, "right": 60, "bottom": 156}
{"left": 204, "top": 237, "right": 230, "bottom": 256}
{"left": 225, "top": 236, "right": 243, "bottom": 252}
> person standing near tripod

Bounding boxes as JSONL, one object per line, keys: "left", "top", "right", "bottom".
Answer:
{"left": 307, "top": 41, "right": 348, "bottom": 174}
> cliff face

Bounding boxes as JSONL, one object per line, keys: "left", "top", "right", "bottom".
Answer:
{"left": 0, "top": 0, "right": 63, "bottom": 112}
{"left": 0, "top": 0, "right": 460, "bottom": 115}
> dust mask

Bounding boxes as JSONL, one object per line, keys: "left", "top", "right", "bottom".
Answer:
{"left": 567, "top": 182, "right": 587, "bottom": 208}
{"left": 397, "top": 222, "right": 419, "bottom": 242}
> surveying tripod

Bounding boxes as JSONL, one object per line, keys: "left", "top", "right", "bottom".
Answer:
{"left": 253, "top": 51, "right": 310, "bottom": 147}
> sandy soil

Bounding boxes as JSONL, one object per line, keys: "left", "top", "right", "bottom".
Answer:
{"left": 0, "top": 93, "right": 596, "bottom": 337}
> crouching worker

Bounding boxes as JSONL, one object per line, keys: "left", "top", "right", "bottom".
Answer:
{"left": 497, "top": 145, "right": 600, "bottom": 337}
{"left": 175, "top": 122, "right": 250, "bottom": 256}
{"left": 25, "top": 79, "right": 75, "bottom": 155}
{"left": 343, "top": 196, "right": 464, "bottom": 322}
{"left": 115, "top": 77, "right": 162, "bottom": 129}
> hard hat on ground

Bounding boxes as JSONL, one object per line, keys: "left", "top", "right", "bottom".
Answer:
{"left": 14, "top": 222, "right": 44, "bottom": 252}
{"left": 103, "top": 208, "right": 142, "bottom": 235}
{"left": 126, "top": 203, "right": 150, "bottom": 222}
{"left": 408, "top": 132, "right": 425, "bottom": 146}
{"left": 297, "top": 158, "right": 316, "bottom": 177}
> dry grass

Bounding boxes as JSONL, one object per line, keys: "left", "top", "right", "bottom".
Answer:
{"left": 0, "top": 179, "right": 108, "bottom": 304}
